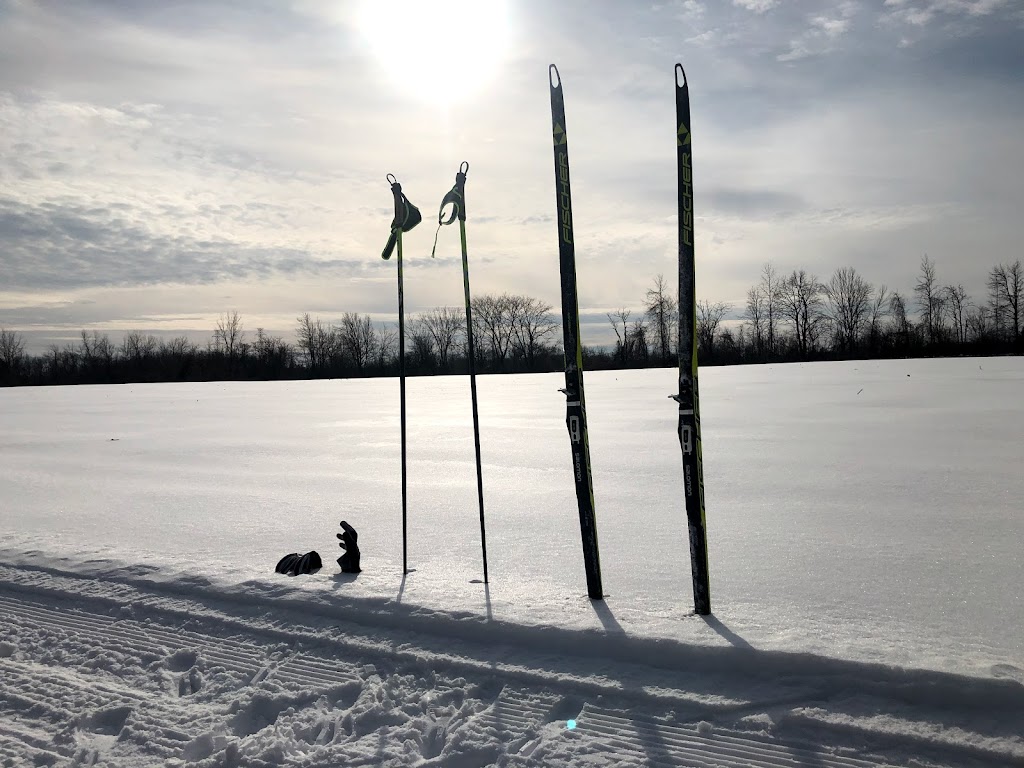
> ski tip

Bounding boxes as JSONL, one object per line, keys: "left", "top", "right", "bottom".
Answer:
{"left": 549, "top": 63, "right": 561, "bottom": 89}
{"left": 675, "top": 63, "right": 687, "bottom": 88}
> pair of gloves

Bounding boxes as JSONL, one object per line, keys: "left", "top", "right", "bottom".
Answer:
{"left": 275, "top": 520, "right": 361, "bottom": 576}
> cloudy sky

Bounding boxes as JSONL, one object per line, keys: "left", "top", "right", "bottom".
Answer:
{"left": 1, "top": 0, "right": 1022, "bottom": 353}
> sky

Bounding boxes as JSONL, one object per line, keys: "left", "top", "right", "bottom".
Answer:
{"left": 1, "top": 0, "right": 1022, "bottom": 354}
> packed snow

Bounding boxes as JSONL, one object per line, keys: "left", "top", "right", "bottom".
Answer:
{"left": 1, "top": 357, "right": 1021, "bottom": 766}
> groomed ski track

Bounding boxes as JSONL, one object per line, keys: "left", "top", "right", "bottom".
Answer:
{"left": 1, "top": 559, "right": 1021, "bottom": 767}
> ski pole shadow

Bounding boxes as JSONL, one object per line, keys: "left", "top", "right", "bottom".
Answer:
{"left": 590, "top": 598, "right": 625, "bottom": 635}
{"left": 468, "top": 577, "right": 493, "bottom": 626}
{"left": 396, "top": 573, "right": 407, "bottom": 604}
{"left": 701, "top": 613, "right": 753, "bottom": 649}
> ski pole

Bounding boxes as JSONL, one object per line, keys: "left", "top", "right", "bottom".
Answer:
{"left": 382, "top": 174, "right": 421, "bottom": 574}
{"left": 432, "top": 162, "right": 489, "bottom": 585}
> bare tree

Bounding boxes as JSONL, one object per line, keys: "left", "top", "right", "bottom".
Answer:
{"left": 121, "top": 331, "right": 158, "bottom": 364}
{"left": 989, "top": 260, "right": 1022, "bottom": 343}
{"left": 510, "top": 295, "right": 558, "bottom": 367}
{"left": 79, "top": 330, "right": 114, "bottom": 366}
{"left": 759, "top": 263, "right": 782, "bottom": 354}
{"left": 252, "top": 329, "right": 291, "bottom": 371}
{"left": 944, "top": 284, "right": 970, "bottom": 344}
{"left": 0, "top": 328, "right": 26, "bottom": 374}
{"left": 416, "top": 307, "right": 464, "bottom": 368}
{"left": 79, "top": 330, "right": 96, "bottom": 365}
{"left": 252, "top": 328, "right": 277, "bottom": 363}
{"left": 966, "top": 306, "right": 990, "bottom": 342}
{"left": 696, "top": 300, "right": 730, "bottom": 358}
{"left": 644, "top": 274, "right": 676, "bottom": 361}
{"left": 914, "top": 255, "right": 946, "bottom": 344}
{"left": 161, "top": 336, "right": 198, "bottom": 358}
{"left": 338, "top": 312, "right": 377, "bottom": 372}
{"left": 78, "top": 330, "right": 115, "bottom": 377}
{"left": 375, "top": 325, "right": 398, "bottom": 369}
{"left": 408, "top": 327, "right": 436, "bottom": 368}
{"left": 43, "top": 344, "right": 61, "bottom": 379}
{"left": 780, "top": 270, "right": 826, "bottom": 358}
{"left": 214, "top": 310, "right": 245, "bottom": 359}
{"left": 472, "top": 293, "right": 515, "bottom": 366}
{"left": 824, "top": 267, "right": 872, "bottom": 352}
{"left": 606, "top": 308, "right": 632, "bottom": 363}
{"left": 296, "top": 313, "right": 334, "bottom": 371}
{"left": 866, "top": 285, "right": 889, "bottom": 351}
{"left": 718, "top": 327, "right": 738, "bottom": 358}
{"left": 159, "top": 336, "right": 199, "bottom": 378}
{"left": 987, "top": 267, "right": 1008, "bottom": 338}
{"left": 889, "top": 291, "right": 913, "bottom": 348}
{"left": 41, "top": 342, "right": 80, "bottom": 380}
{"left": 630, "top": 318, "right": 650, "bottom": 363}
{"left": 742, "top": 285, "right": 765, "bottom": 356}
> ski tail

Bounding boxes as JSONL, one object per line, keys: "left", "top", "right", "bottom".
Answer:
{"left": 550, "top": 64, "right": 603, "bottom": 600}
{"left": 675, "top": 64, "right": 710, "bottom": 615}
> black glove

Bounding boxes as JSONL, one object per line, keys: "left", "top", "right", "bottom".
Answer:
{"left": 275, "top": 550, "right": 322, "bottom": 576}
{"left": 337, "top": 520, "right": 362, "bottom": 573}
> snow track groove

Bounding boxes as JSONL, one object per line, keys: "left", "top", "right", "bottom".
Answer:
{"left": 1, "top": 561, "right": 1020, "bottom": 766}
{"left": 262, "top": 653, "right": 363, "bottom": 691}
{"left": 477, "top": 688, "right": 560, "bottom": 736}
{"left": 575, "top": 704, "right": 891, "bottom": 767}
{"left": 0, "top": 592, "right": 264, "bottom": 678}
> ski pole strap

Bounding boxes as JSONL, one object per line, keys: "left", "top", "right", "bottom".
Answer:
{"left": 382, "top": 173, "right": 422, "bottom": 260}
{"left": 430, "top": 161, "right": 469, "bottom": 258}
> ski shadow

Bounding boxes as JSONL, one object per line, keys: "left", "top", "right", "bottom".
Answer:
{"left": 701, "top": 613, "right": 753, "bottom": 649}
{"left": 590, "top": 598, "right": 625, "bottom": 635}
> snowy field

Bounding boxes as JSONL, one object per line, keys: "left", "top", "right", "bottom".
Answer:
{"left": 1, "top": 357, "right": 1022, "bottom": 767}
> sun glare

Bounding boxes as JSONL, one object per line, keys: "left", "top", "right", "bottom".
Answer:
{"left": 358, "top": 0, "right": 510, "bottom": 105}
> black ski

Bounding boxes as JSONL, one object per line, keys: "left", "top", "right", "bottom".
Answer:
{"left": 549, "top": 64, "right": 603, "bottom": 601}
{"left": 672, "top": 64, "right": 710, "bottom": 615}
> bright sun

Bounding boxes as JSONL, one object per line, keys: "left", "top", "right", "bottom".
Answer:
{"left": 358, "top": 0, "right": 510, "bottom": 105}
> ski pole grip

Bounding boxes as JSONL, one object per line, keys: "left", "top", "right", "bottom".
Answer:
{"left": 454, "top": 161, "right": 468, "bottom": 222}
{"left": 389, "top": 177, "right": 404, "bottom": 223}
{"left": 437, "top": 162, "right": 469, "bottom": 225}
{"left": 381, "top": 228, "right": 398, "bottom": 260}
{"left": 382, "top": 173, "right": 403, "bottom": 259}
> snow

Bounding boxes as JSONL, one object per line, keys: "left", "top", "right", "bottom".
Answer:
{"left": 1, "top": 357, "right": 1022, "bottom": 766}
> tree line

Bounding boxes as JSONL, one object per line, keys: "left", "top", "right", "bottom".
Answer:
{"left": 599, "top": 257, "right": 1022, "bottom": 366}
{"left": 1, "top": 257, "right": 1020, "bottom": 387}
{"left": 723, "top": 257, "right": 1021, "bottom": 364}
{"left": 0, "top": 294, "right": 567, "bottom": 386}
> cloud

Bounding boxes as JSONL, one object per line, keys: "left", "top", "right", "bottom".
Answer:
{"left": 883, "top": 0, "right": 1009, "bottom": 26}
{"left": 777, "top": 4, "right": 858, "bottom": 61}
{"left": 0, "top": 0, "right": 1021, "bottom": 351}
{"left": 0, "top": 197, "right": 366, "bottom": 291}
{"left": 733, "top": 0, "right": 779, "bottom": 13}
{"left": 675, "top": 0, "right": 706, "bottom": 19}
{"left": 703, "top": 188, "right": 807, "bottom": 219}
